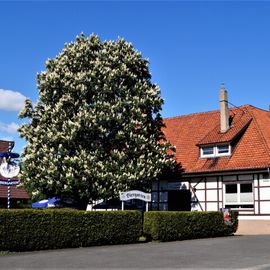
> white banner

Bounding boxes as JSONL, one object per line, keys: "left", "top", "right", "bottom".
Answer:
{"left": 0, "top": 161, "right": 20, "bottom": 178}
{"left": 119, "top": 190, "right": 151, "bottom": 202}
{"left": 0, "top": 180, "right": 20, "bottom": 186}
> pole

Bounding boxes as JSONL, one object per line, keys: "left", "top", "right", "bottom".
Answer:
{"left": 7, "top": 142, "right": 12, "bottom": 209}
{"left": 146, "top": 202, "right": 148, "bottom": 212}
{"left": 7, "top": 179, "right": 10, "bottom": 209}
{"left": 121, "top": 201, "right": 124, "bottom": 211}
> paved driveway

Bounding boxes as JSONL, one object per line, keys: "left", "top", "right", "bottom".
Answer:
{"left": 1, "top": 235, "right": 270, "bottom": 269}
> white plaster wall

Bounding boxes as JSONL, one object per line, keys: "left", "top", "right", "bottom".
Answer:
{"left": 206, "top": 181, "right": 217, "bottom": 189}
{"left": 207, "top": 190, "right": 218, "bottom": 201}
{"left": 254, "top": 187, "right": 259, "bottom": 201}
{"left": 240, "top": 211, "right": 254, "bottom": 215}
{"left": 260, "top": 202, "right": 270, "bottom": 214}
{"left": 259, "top": 187, "right": 270, "bottom": 201}
{"left": 219, "top": 189, "right": 223, "bottom": 199}
{"left": 255, "top": 201, "right": 259, "bottom": 214}
{"left": 206, "top": 202, "right": 218, "bottom": 211}
{"left": 192, "top": 182, "right": 205, "bottom": 190}
{"left": 259, "top": 178, "right": 270, "bottom": 187}
{"left": 195, "top": 190, "right": 205, "bottom": 202}
{"left": 218, "top": 202, "right": 223, "bottom": 210}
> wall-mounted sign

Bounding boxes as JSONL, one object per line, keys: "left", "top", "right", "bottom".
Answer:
{"left": 120, "top": 190, "right": 151, "bottom": 202}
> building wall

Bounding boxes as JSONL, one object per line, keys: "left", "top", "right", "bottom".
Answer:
{"left": 152, "top": 173, "right": 270, "bottom": 217}
{"left": 256, "top": 174, "right": 270, "bottom": 215}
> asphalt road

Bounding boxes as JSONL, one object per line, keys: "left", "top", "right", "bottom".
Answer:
{"left": 1, "top": 235, "right": 270, "bottom": 269}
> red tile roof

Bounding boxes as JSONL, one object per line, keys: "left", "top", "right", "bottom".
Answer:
{"left": 0, "top": 186, "right": 29, "bottom": 199}
{"left": 163, "top": 105, "right": 270, "bottom": 174}
{"left": 0, "top": 140, "right": 11, "bottom": 152}
{"left": 197, "top": 108, "right": 252, "bottom": 145}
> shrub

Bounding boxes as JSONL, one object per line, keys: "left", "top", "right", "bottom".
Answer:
{"left": 143, "top": 211, "right": 236, "bottom": 242}
{"left": 0, "top": 209, "right": 141, "bottom": 251}
{"left": 223, "top": 211, "right": 239, "bottom": 235}
{"left": 81, "top": 211, "right": 142, "bottom": 246}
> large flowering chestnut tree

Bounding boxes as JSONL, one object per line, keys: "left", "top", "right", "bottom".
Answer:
{"left": 19, "top": 34, "right": 177, "bottom": 208}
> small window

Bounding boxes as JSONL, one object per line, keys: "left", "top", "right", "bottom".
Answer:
{"left": 200, "top": 144, "right": 231, "bottom": 158}
{"left": 224, "top": 182, "right": 254, "bottom": 210}
{"left": 240, "top": 183, "right": 252, "bottom": 193}
{"left": 226, "top": 184, "right": 237, "bottom": 194}
{"left": 217, "top": 145, "right": 229, "bottom": 154}
{"left": 201, "top": 147, "right": 214, "bottom": 156}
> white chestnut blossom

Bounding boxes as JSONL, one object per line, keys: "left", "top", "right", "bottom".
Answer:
{"left": 19, "top": 34, "right": 177, "bottom": 208}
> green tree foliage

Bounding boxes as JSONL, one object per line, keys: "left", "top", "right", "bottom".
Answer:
{"left": 19, "top": 34, "right": 177, "bottom": 208}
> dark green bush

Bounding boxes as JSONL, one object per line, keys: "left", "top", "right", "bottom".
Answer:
{"left": 81, "top": 211, "right": 142, "bottom": 246}
{"left": 143, "top": 211, "right": 237, "bottom": 242}
{"left": 0, "top": 209, "right": 141, "bottom": 251}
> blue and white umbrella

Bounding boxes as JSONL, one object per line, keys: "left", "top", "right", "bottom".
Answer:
{"left": 32, "top": 197, "right": 60, "bottom": 208}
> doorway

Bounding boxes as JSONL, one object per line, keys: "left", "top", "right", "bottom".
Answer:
{"left": 168, "top": 190, "right": 191, "bottom": 211}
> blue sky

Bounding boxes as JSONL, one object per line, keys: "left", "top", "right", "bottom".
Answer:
{"left": 1, "top": 1, "right": 270, "bottom": 153}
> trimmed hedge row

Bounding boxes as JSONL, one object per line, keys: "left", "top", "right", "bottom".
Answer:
{"left": 143, "top": 211, "right": 238, "bottom": 242}
{"left": 0, "top": 210, "right": 238, "bottom": 251}
{"left": 0, "top": 209, "right": 142, "bottom": 251}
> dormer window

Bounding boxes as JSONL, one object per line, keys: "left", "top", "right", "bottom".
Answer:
{"left": 201, "top": 144, "right": 231, "bottom": 158}
{"left": 217, "top": 145, "right": 230, "bottom": 155}
{"left": 201, "top": 146, "right": 214, "bottom": 157}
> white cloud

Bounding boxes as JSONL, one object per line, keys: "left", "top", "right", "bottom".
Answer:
{"left": 0, "top": 122, "right": 19, "bottom": 134}
{"left": 0, "top": 136, "right": 13, "bottom": 141}
{"left": 0, "top": 89, "right": 27, "bottom": 112}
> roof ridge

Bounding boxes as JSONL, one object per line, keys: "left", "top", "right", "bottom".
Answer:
{"left": 164, "top": 109, "right": 219, "bottom": 121}
{"left": 244, "top": 104, "right": 270, "bottom": 113}
{"left": 164, "top": 104, "right": 252, "bottom": 121}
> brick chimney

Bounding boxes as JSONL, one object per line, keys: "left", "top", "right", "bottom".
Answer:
{"left": 220, "top": 85, "right": 229, "bottom": 133}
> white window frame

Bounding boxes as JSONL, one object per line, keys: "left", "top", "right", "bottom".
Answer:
{"left": 200, "top": 146, "right": 215, "bottom": 157}
{"left": 216, "top": 145, "right": 231, "bottom": 156}
{"left": 200, "top": 144, "right": 231, "bottom": 158}
{"left": 223, "top": 182, "right": 254, "bottom": 210}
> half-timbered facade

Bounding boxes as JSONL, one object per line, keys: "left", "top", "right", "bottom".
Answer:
{"left": 152, "top": 88, "right": 270, "bottom": 219}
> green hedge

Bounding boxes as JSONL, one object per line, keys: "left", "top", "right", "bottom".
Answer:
{"left": 143, "top": 211, "right": 238, "bottom": 242}
{"left": 0, "top": 209, "right": 238, "bottom": 251}
{"left": 0, "top": 209, "right": 142, "bottom": 251}
{"left": 81, "top": 211, "right": 142, "bottom": 246}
